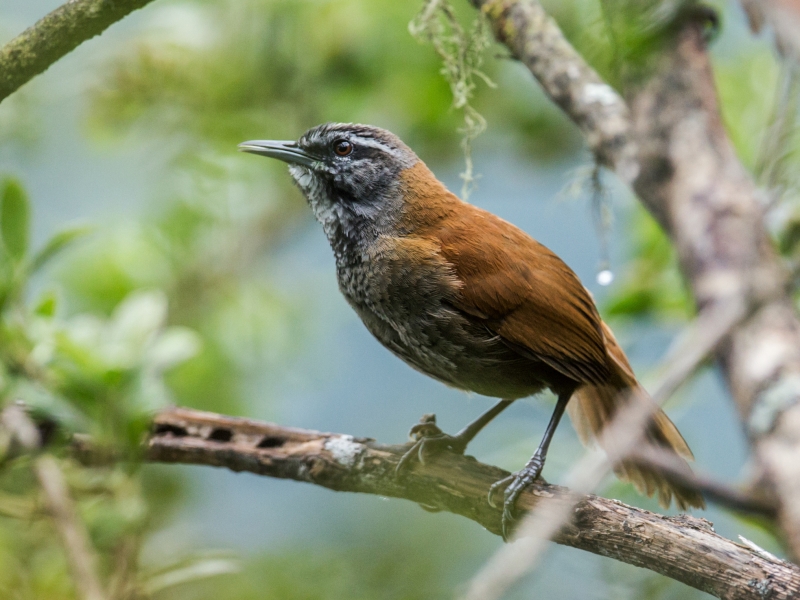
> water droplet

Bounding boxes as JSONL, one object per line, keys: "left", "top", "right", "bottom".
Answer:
{"left": 597, "top": 270, "right": 614, "bottom": 286}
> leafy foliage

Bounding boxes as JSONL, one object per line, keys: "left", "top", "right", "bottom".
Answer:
{"left": 0, "top": 178, "right": 215, "bottom": 598}
{"left": 1, "top": 178, "right": 29, "bottom": 263}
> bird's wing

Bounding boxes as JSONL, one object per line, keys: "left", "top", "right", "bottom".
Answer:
{"left": 432, "top": 206, "right": 610, "bottom": 384}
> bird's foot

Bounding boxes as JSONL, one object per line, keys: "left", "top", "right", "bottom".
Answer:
{"left": 488, "top": 455, "right": 545, "bottom": 540}
{"left": 395, "top": 414, "right": 469, "bottom": 475}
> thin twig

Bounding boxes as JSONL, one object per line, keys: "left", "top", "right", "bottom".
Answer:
{"left": 2, "top": 404, "right": 107, "bottom": 600}
{"left": 627, "top": 446, "right": 777, "bottom": 519}
{"left": 33, "top": 456, "right": 107, "bottom": 600}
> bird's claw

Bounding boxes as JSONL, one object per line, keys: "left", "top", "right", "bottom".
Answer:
{"left": 487, "top": 475, "right": 514, "bottom": 509}
{"left": 488, "top": 456, "right": 545, "bottom": 540}
{"left": 395, "top": 414, "right": 467, "bottom": 476}
{"left": 407, "top": 414, "right": 444, "bottom": 441}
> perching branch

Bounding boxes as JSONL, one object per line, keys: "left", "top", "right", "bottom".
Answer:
{"left": 0, "top": 0, "right": 158, "bottom": 104}
{"left": 142, "top": 407, "right": 800, "bottom": 600}
{"left": 468, "top": 0, "right": 800, "bottom": 562}
{"left": 464, "top": 298, "right": 750, "bottom": 600}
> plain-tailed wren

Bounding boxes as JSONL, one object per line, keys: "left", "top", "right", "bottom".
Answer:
{"left": 239, "top": 123, "right": 704, "bottom": 536}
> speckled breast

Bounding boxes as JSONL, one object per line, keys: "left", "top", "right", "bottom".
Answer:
{"left": 334, "top": 241, "right": 550, "bottom": 400}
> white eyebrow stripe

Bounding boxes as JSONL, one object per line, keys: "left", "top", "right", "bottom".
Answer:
{"left": 350, "top": 136, "right": 402, "bottom": 157}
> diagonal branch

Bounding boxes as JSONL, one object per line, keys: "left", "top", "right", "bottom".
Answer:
{"left": 0, "top": 0, "right": 159, "bottom": 104}
{"left": 469, "top": 0, "right": 638, "bottom": 182}
{"left": 464, "top": 297, "right": 749, "bottom": 600}
{"left": 629, "top": 18, "right": 800, "bottom": 561}
{"left": 627, "top": 445, "right": 777, "bottom": 518}
{"left": 140, "top": 407, "right": 800, "bottom": 600}
{"left": 468, "top": 0, "right": 800, "bottom": 561}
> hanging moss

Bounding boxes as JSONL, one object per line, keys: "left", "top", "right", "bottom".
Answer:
{"left": 409, "top": 0, "right": 495, "bottom": 199}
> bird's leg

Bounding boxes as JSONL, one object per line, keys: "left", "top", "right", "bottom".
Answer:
{"left": 396, "top": 399, "right": 514, "bottom": 474}
{"left": 489, "top": 391, "right": 572, "bottom": 540}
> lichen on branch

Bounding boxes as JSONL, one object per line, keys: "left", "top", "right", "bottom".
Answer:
{"left": 0, "top": 0, "right": 157, "bottom": 103}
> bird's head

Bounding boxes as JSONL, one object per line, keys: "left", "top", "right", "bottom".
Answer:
{"left": 239, "top": 123, "right": 420, "bottom": 242}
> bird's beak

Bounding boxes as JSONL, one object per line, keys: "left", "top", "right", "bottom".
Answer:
{"left": 237, "top": 140, "right": 318, "bottom": 168}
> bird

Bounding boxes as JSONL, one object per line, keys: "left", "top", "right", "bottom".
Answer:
{"left": 239, "top": 123, "right": 705, "bottom": 536}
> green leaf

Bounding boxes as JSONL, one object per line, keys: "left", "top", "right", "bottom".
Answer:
{"left": 34, "top": 290, "right": 58, "bottom": 317}
{"left": 0, "top": 178, "right": 30, "bottom": 262}
{"left": 30, "top": 224, "right": 94, "bottom": 273}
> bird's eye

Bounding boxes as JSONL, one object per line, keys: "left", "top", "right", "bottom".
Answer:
{"left": 333, "top": 139, "right": 353, "bottom": 157}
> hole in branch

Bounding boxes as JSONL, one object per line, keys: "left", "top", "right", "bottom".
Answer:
{"left": 257, "top": 436, "right": 285, "bottom": 449}
{"left": 208, "top": 428, "right": 233, "bottom": 442}
{"left": 154, "top": 423, "right": 188, "bottom": 437}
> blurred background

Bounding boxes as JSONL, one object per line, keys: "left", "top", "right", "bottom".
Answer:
{"left": 0, "top": 0, "right": 793, "bottom": 598}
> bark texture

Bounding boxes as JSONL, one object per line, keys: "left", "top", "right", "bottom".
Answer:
{"left": 470, "top": 0, "right": 800, "bottom": 560}
{"left": 142, "top": 407, "right": 800, "bottom": 600}
{"left": 470, "top": 0, "right": 638, "bottom": 182}
{"left": 0, "top": 0, "right": 157, "bottom": 103}
{"left": 629, "top": 22, "right": 800, "bottom": 561}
